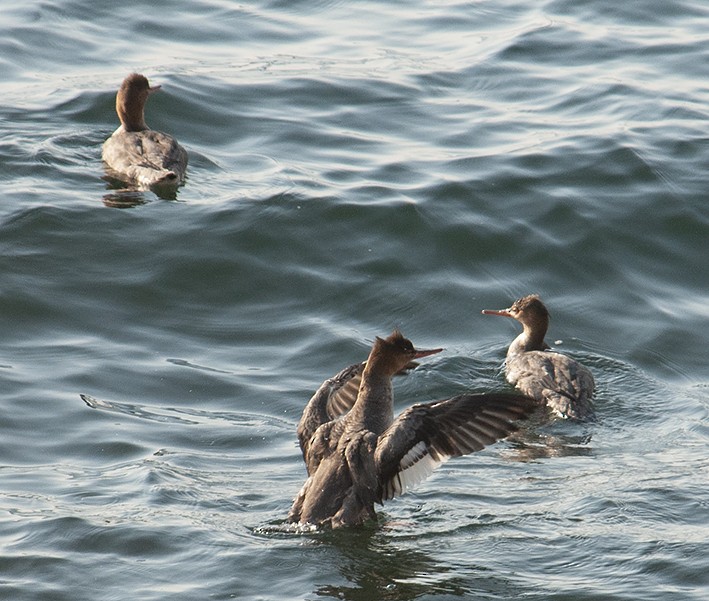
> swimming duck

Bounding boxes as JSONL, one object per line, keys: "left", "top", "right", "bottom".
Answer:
{"left": 102, "top": 73, "right": 187, "bottom": 188}
{"left": 482, "top": 295, "right": 595, "bottom": 420}
{"left": 288, "top": 330, "right": 536, "bottom": 528}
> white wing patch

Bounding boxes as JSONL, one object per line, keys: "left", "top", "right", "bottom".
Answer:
{"left": 382, "top": 441, "right": 450, "bottom": 501}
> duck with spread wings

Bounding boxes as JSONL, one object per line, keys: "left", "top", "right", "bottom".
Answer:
{"left": 288, "top": 330, "right": 537, "bottom": 528}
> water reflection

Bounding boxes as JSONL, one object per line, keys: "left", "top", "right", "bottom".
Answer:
{"left": 101, "top": 173, "right": 182, "bottom": 206}
{"left": 102, "top": 190, "right": 150, "bottom": 208}
{"left": 314, "top": 527, "right": 468, "bottom": 601}
{"left": 506, "top": 415, "right": 595, "bottom": 461}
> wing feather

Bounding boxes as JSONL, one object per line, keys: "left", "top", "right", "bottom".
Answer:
{"left": 507, "top": 351, "right": 595, "bottom": 419}
{"left": 326, "top": 364, "right": 364, "bottom": 420}
{"left": 375, "top": 393, "right": 537, "bottom": 501}
{"left": 296, "top": 362, "right": 364, "bottom": 461}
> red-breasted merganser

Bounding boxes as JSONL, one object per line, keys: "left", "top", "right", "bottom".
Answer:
{"left": 102, "top": 73, "right": 187, "bottom": 188}
{"left": 482, "top": 295, "right": 595, "bottom": 420}
{"left": 288, "top": 330, "right": 536, "bottom": 528}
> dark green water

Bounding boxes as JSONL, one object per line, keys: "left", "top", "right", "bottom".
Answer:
{"left": 1, "top": 1, "right": 707, "bottom": 600}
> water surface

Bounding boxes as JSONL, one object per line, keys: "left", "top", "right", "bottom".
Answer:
{"left": 1, "top": 1, "right": 707, "bottom": 600}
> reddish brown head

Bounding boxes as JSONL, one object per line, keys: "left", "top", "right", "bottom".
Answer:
{"left": 115, "top": 73, "right": 161, "bottom": 132}
{"left": 367, "top": 330, "right": 442, "bottom": 377}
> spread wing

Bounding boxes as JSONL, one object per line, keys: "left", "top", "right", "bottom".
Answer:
{"left": 374, "top": 393, "right": 537, "bottom": 502}
{"left": 296, "top": 362, "right": 365, "bottom": 461}
{"left": 507, "top": 351, "right": 595, "bottom": 420}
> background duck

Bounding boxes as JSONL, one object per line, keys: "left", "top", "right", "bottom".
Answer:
{"left": 102, "top": 73, "right": 187, "bottom": 189}
{"left": 482, "top": 294, "right": 595, "bottom": 420}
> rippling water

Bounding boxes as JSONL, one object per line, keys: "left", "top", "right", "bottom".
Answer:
{"left": 1, "top": 1, "right": 708, "bottom": 600}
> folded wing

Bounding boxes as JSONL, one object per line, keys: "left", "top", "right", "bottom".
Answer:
{"left": 508, "top": 351, "right": 595, "bottom": 420}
